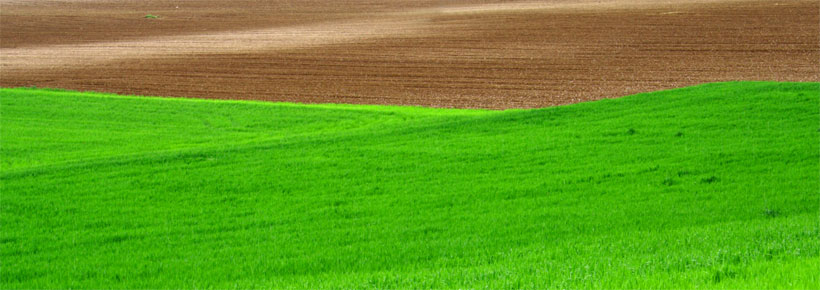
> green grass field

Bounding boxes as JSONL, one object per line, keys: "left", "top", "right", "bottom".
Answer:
{"left": 1, "top": 82, "right": 818, "bottom": 289}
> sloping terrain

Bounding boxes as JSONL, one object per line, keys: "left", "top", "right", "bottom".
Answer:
{"left": 1, "top": 0, "right": 817, "bottom": 108}
{"left": 1, "top": 82, "right": 817, "bottom": 288}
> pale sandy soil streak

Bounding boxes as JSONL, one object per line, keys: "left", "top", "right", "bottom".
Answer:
{"left": 1, "top": 0, "right": 761, "bottom": 71}
{"left": 430, "top": 0, "right": 767, "bottom": 14}
{"left": 0, "top": 17, "right": 430, "bottom": 71}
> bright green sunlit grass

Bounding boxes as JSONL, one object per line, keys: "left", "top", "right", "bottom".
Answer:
{"left": 1, "top": 82, "right": 818, "bottom": 289}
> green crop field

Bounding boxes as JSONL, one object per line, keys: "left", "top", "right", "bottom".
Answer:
{"left": 1, "top": 82, "right": 818, "bottom": 289}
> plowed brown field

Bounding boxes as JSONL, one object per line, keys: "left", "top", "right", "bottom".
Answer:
{"left": 2, "top": 0, "right": 818, "bottom": 109}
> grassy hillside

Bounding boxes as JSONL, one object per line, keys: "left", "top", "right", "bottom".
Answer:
{"left": 1, "top": 82, "right": 818, "bottom": 289}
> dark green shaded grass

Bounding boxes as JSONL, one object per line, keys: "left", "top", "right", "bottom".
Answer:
{"left": 1, "top": 82, "right": 818, "bottom": 289}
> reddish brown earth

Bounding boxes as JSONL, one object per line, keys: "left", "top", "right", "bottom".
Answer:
{"left": 1, "top": 0, "right": 818, "bottom": 109}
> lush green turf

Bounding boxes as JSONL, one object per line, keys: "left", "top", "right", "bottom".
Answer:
{"left": 1, "top": 82, "right": 818, "bottom": 289}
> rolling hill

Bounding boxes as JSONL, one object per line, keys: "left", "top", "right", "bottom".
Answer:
{"left": 1, "top": 82, "right": 818, "bottom": 288}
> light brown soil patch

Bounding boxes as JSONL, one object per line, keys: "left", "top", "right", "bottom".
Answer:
{"left": 2, "top": 0, "right": 818, "bottom": 109}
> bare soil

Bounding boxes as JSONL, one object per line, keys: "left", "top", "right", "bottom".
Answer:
{"left": 1, "top": 0, "right": 817, "bottom": 109}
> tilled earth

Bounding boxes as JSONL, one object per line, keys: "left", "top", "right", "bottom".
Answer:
{"left": 2, "top": 0, "right": 818, "bottom": 109}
